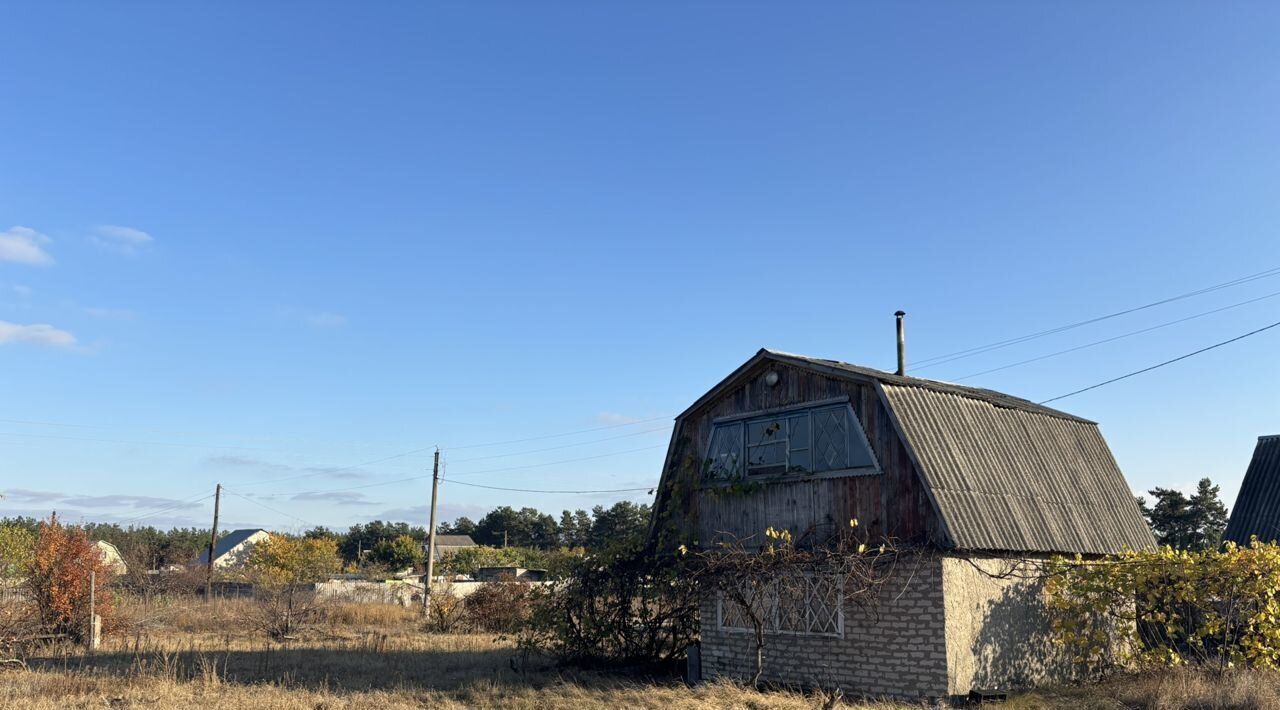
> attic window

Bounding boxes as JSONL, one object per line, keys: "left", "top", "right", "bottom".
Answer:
{"left": 705, "top": 400, "right": 879, "bottom": 481}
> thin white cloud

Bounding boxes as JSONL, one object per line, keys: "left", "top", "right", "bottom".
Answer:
{"left": 11, "top": 285, "right": 32, "bottom": 298}
{"left": 292, "top": 491, "right": 374, "bottom": 506}
{"left": 205, "top": 454, "right": 369, "bottom": 481}
{"left": 0, "top": 226, "right": 54, "bottom": 266}
{"left": 1, "top": 489, "right": 65, "bottom": 504}
{"left": 0, "top": 321, "right": 77, "bottom": 348}
{"left": 92, "top": 225, "right": 153, "bottom": 254}
{"left": 61, "top": 494, "right": 203, "bottom": 510}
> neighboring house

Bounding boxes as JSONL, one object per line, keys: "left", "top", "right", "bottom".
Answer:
{"left": 1223, "top": 435, "right": 1280, "bottom": 544}
{"left": 426, "top": 534, "right": 477, "bottom": 561}
{"left": 649, "top": 349, "right": 1154, "bottom": 701}
{"left": 94, "top": 540, "right": 128, "bottom": 576}
{"left": 475, "top": 566, "right": 546, "bottom": 582}
{"left": 196, "top": 529, "right": 270, "bottom": 571}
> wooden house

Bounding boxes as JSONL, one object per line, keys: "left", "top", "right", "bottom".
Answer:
{"left": 1224, "top": 435, "right": 1280, "bottom": 544}
{"left": 650, "top": 349, "right": 1154, "bottom": 700}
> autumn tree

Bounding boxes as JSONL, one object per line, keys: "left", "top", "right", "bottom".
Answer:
{"left": 368, "top": 534, "right": 424, "bottom": 571}
{"left": 0, "top": 524, "right": 34, "bottom": 579}
{"left": 242, "top": 534, "right": 340, "bottom": 639}
{"left": 25, "top": 514, "right": 114, "bottom": 640}
{"left": 0, "top": 524, "right": 39, "bottom": 651}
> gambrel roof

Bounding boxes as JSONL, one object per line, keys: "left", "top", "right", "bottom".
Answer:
{"left": 657, "top": 349, "right": 1155, "bottom": 556}
{"left": 1224, "top": 436, "right": 1280, "bottom": 545}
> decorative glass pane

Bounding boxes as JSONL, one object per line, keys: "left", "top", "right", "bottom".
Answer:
{"left": 812, "top": 405, "right": 877, "bottom": 472}
{"left": 706, "top": 421, "right": 743, "bottom": 481}
{"left": 747, "top": 442, "right": 786, "bottom": 468}
{"left": 812, "top": 406, "right": 850, "bottom": 472}
{"left": 787, "top": 449, "right": 811, "bottom": 473}
{"left": 747, "top": 418, "right": 785, "bottom": 445}
{"left": 707, "top": 403, "right": 877, "bottom": 481}
{"left": 787, "top": 414, "right": 810, "bottom": 448}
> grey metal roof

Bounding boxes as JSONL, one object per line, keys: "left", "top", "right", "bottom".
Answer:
{"left": 1224, "top": 436, "right": 1280, "bottom": 545}
{"left": 881, "top": 384, "right": 1155, "bottom": 555}
{"left": 432, "top": 535, "right": 476, "bottom": 547}
{"left": 198, "top": 528, "right": 266, "bottom": 564}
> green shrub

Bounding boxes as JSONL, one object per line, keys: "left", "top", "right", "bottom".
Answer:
{"left": 1046, "top": 540, "right": 1280, "bottom": 673}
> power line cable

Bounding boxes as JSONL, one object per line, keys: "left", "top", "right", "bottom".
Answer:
{"left": 446, "top": 425, "right": 670, "bottom": 464}
{"left": 1039, "top": 318, "right": 1280, "bottom": 404}
{"left": 0, "top": 416, "right": 413, "bottom": 452}
{"left": 951, "top": 288, "right": 1280, "bottom": 382}
{"left": 253, "top": 445, "right": 665, "bottom": 498}
{"left": 223, "top": 488, "right": 317, "bottom": 528}
{"left": 445, "top": 415, "right": 671, "bottom": 450}
{"left": 440, "top": 479, "right": 655, "bottom": 495}
{"left": 118, "top": 492, "right": 215, "bottom": 525}
{"left": 0, "top": 430, "right": 287, "bottom": 453}
{"left": 914, "top": 265, "right": 1280, "bottom": 370}
{"left": 228, "top": 446, "right": 438, "bottom": 488}
{"left": 446, "top": 444, "right": 667, "bottom": 477}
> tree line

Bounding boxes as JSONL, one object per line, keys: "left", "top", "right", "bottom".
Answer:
{"left": 0, "top": 500, "right": 651, "bottom": 571}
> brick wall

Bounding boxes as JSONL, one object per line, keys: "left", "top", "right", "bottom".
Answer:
{"left": 699, "top": 553, "right": 950, "bottom": 700}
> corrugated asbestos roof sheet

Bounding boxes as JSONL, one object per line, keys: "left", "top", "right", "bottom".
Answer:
{"left": 1224, "top": 436, "right": 1280, "bottom": 545}
{"left": 881, "top": 383, "right": 1156, "bottom": 555}
{"left": 766, "top": 350, "right": 1095, "bottom": 424}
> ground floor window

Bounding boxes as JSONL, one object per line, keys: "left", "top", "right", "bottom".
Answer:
{"left": 717, "top": 574, "right": 843, "bottom": 637}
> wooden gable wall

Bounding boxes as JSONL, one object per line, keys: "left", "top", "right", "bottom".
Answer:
{"left": 651, "top": 359, "right": 945, "bottom": 550}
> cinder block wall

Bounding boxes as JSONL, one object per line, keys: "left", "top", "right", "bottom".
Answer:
{"left": 699, "top": 554, "right": 950, "bottom": 700}
{"left": 940, "top": 555, "right": 1080, "bottom": 696}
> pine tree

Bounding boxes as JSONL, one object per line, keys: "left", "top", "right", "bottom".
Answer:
{"left": 1140, "top": 477, "right": 1229, "bottom": 551}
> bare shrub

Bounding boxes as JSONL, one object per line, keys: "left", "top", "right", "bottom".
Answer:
{"left": 463, "top": 576, "right": 533, "bottom": 633}
{"left": 426, "top": 587, "right": 467, "bottom": 633}
{"left": 238, "top": 535, "right": 340, "bottom": 640}
{"left": 245, "top": 585, "right": 325, "bottom": 640}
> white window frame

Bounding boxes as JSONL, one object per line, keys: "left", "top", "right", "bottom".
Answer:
{"left": 704, "top": 397, "right": 881, "bottom": 483}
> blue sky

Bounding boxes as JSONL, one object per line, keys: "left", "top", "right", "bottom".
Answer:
{"left": 2, "top": 2, "right": 1278, "bottom": 532}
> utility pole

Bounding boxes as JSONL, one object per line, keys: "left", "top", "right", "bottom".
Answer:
{"left": 87, "top": 570, "right": 96, "bottom": 653}
{"left": 423, "top": 449, "right": 441, "bottom": 614}
{"left": 205, "top": 483, "right": 221, "bottom": 603}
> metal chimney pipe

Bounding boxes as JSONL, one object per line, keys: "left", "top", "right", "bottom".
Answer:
{"left": 894, "top": 311, "right": 906, "bottom": 376}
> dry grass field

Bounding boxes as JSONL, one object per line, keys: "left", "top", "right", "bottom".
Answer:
{"left": 3, "top": 596, "right": 1280, "bottom": 709}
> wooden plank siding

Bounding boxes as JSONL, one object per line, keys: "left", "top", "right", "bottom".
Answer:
{"left": 652, "top": 360, "right": 943, "bottom": 550}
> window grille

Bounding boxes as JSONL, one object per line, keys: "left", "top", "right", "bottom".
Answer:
{"left": 717, "top": 574, "right": 844, "bottom": 637}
